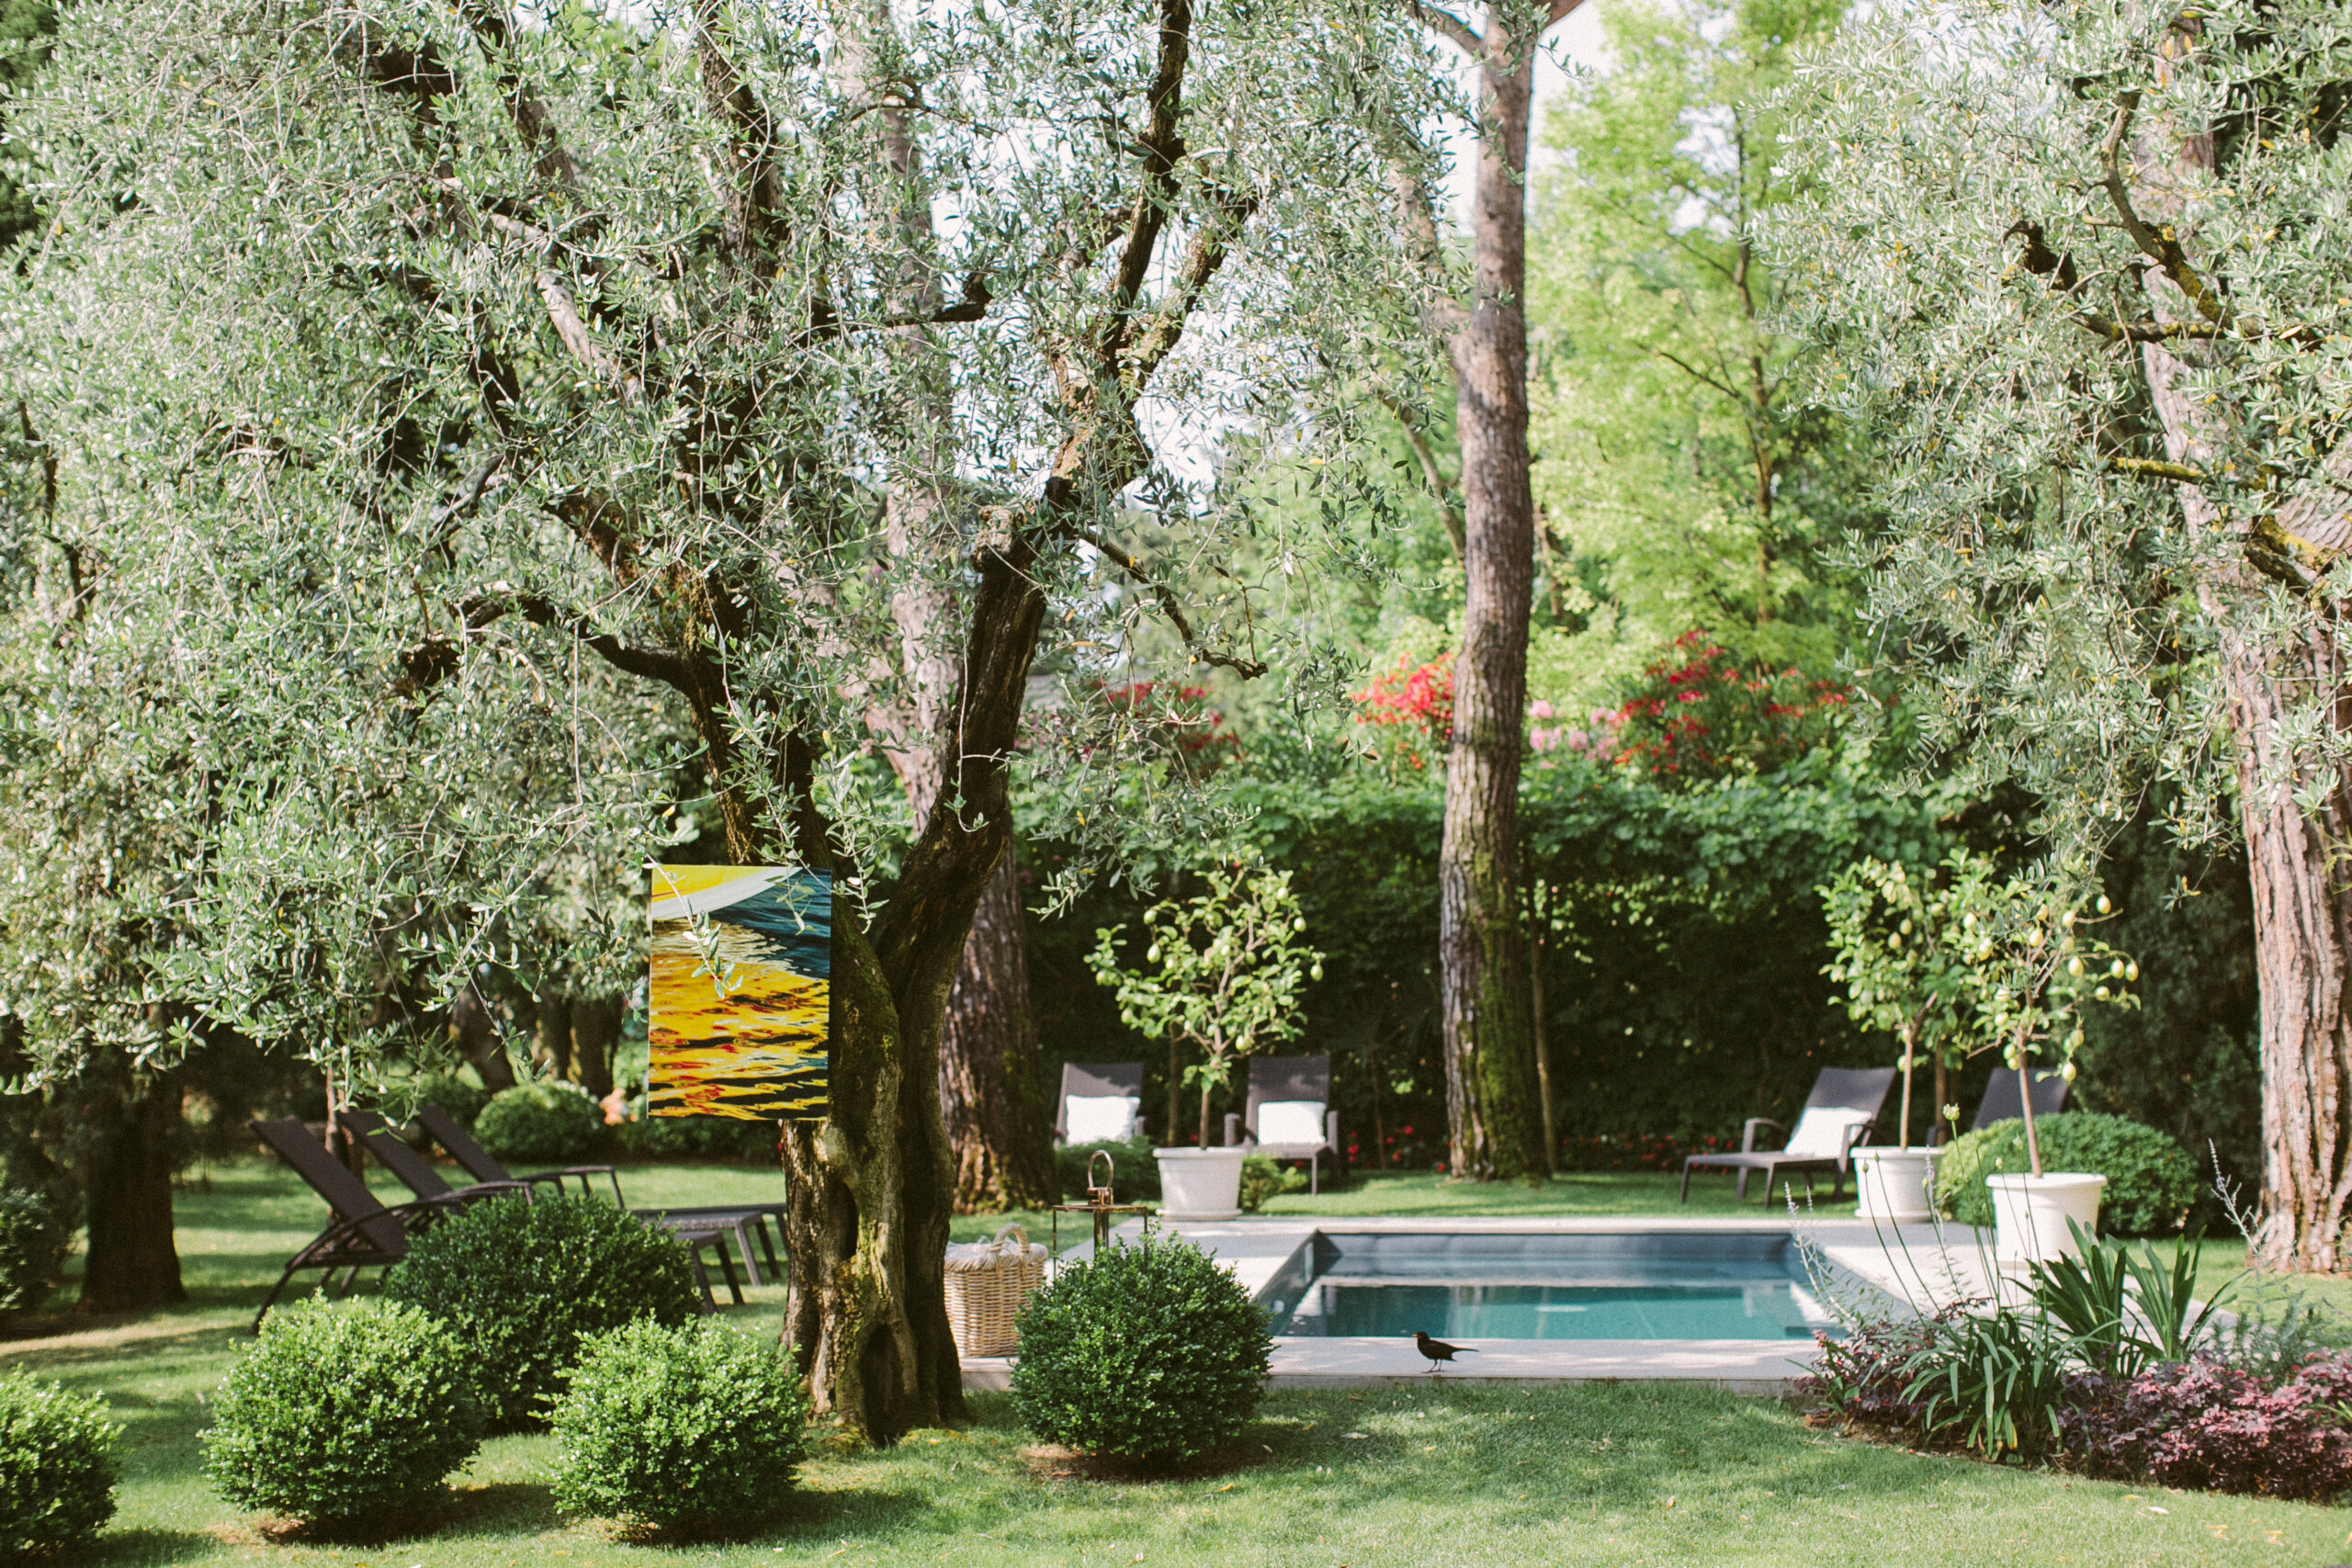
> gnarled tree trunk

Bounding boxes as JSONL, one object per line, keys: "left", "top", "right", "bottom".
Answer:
{"left": 940, "top": 849, "right": 1058, "bottom": 1211}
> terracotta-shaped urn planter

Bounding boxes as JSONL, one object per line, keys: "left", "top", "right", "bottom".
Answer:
{"left": 1853, "top": 1146, "right": 1939, "bottom": 1224}
{"left": 1154, "top": 1146, "right": 1248, "bottom": 1221}
{"left": 1986, "top": 1171, "right": 2106, "bottom": 1266}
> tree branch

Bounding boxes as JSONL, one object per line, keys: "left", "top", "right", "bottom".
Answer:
{"left": 1069, "top": 525, "right": 1268, "bottom": 679}
{"left": 1102, "top": 0, "right": 1193, "bottom": 367}
{"left": 1398, "top": 0, "right": 1482, "bottom": 55}
{"left": 2098, "top": 92, "right": 2230, "bottom": 327}
{"left": 1374, "top": 385, "right": 1464, "bottom": 560}
{"left": 1384, "top": 151, "right": 1468, "bottom": 338}
{"left": 1125, "top": 190, "right": 1257, "bottom": 388}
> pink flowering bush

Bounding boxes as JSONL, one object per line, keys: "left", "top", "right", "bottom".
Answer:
{"left": 2060, "top": 1352, "right": 2352, "bottom": 1501}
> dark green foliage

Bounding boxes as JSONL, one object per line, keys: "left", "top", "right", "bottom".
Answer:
{"left": 0, "top": 0, "right": 54, "bottom": 252}
{"left": 2072, "top": 820, "right": 2261, "bottom": 1193}
{"left": 614, "top": 1113, "right": 777, "bottom": 1164}
{"left": 0, "top": 1370, "right": 119, "bottom": 1554}
{"left": 1012, "top": 1235, "right": 1272, "bottom": 1465}
{"left": 474, "top": 1080, "right": 605, "bottom": 1164}
{"left": 202, "top": 1298, "right": 481, "bottom": 1526}
{"left": 1238, "top": 1154, "right": 1306, "bottom": 1212}
{"left": 1055, "top": 1138, "right": 1157, "bottom": 1202}
{"left": 1936, "top": 1113, "right": 2199, "bottom": 1236}
{"left": 1029, "top": 761, "right": 1951, "bottom": 1157}
{"left": 0, "top": 1187, "right": 70, "bottom": 1315}
{"left": 407, "top": 1073, "right": 490, "bottom": 1132}
{"left": 549, "top": 1319, "right": 810, "bottom": 1531}
{"left": 2028, "top": 1226, "right": 2233, "bottom": 1378}
{"left": 385, "top": 1192, "right": 700, "bottom": 1427}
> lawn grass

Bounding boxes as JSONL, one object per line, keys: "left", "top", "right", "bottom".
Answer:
{"left": 6, "top": 1158, "right": 2348, "bottom": 1566}
{"left": 1259, "top": 1168, "right": 1842, "bottom": 1220}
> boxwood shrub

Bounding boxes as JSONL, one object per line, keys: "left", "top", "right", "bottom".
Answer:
{"left": 386, "top": 1192, "right": 701, "bottom": 1427}
{"left": 0, "top": 1189, "right": 74, "bottom": 1318}
{"left": 203, "top": 1298, "right": 481, "bottom": 1527}
{"left": 550, "top": 1319, "right": 810, "bottom": 1531}
{"left": 0, "top": 1371, "right": 119, "bottom": 1555}
{"left": 614, "top": 1114, "right": 777, "bottom": 1163}
{"left": 473, "top": 1080, "right": 606, "bottom": 1164}
{"left": 1012, "top": 1234, "right": 1272, "bottom": 1466}
{"left": 1936, "top": 1112, "right": 2200, "bottom": 1235}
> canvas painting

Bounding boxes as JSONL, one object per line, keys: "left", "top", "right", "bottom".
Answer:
{"left": 648, "top": 864, "right": 831, "bottom": 1120}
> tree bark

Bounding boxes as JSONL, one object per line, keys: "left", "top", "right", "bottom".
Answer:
{"left": 571, "top": 995, "right": 619, "bottom": 1100}
{"left": 1432, "top": 6, "right": 1552, "bottom": 1183}
{"left": 76, "top": 1059, "right": 187, "bottom": 1314}
{"left": 452, "top": 983, "right": 516, "bottom": 1091}
{"left": 939, "top": 849, "right": 1058, "bottom": 1211}
{"left": 534, "top": 991, "right": 573, "bottom": 1081}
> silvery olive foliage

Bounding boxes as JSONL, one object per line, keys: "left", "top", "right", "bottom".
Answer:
{"left": 0, "top": 0, "right": 1456, "bottom": 1084}
{"left": 1770, "top": 0, "right": 2352, "bottom": 852}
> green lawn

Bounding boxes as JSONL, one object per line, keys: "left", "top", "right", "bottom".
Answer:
{"left": 6, "top": 1159, "right": 2348, "bottom": 1566}
{"left": 1259, "top": 1168, "right": 1847, "bottom": 1219}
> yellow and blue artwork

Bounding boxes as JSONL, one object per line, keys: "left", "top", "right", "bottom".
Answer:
{"left": 648, "top": 864, "right": 831, "bottom": 1121}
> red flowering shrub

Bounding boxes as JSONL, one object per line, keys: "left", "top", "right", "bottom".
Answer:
{"left": 1352, "top": 654, "right": 1453, "bottom": 772}
{"left": 1607, "top": 631, "right": 1849, "bottom": 781}
{"left": 2061, "top": 1352, "right": 2352, "bottom": 1500}
{"left": 1089, "top": 681, "right": 1238, "bottom": 774}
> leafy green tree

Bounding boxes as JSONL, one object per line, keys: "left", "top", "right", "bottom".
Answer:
{"left": 1822, "top": 853, "right": 1975, "bottom": 1149}
{"left": 1088, "top": 861, "right": 1323, "bottom": 1148}
{"left": 1528, "top": 0, "right": 1865, "bottom": 704}
{"left": 1772, "top": 0, "right": 2352, "bottom": 1264}
{"left": 13, "top": 0, "right": 1448, "bottom": 1438}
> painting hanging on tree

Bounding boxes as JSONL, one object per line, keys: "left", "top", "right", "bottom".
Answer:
{"left": 648, "top": 864, "right": 832, "bottom": 1120}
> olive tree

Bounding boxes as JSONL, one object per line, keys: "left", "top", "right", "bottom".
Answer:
{"left": 12, "top": 0, "right": 1449, "bottom": 1437}
{"left": 1773, "top": 0, "right": 2352, "bottom": 1266}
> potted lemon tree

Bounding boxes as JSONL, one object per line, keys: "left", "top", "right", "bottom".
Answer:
{"left": 1822, "top": 852, "right": 1974, "bottom": 1222}
{"left": 1088, "top": 858, "right": 1323, "bottom": 1220}
{"left": 1953, "top": 869, "right": 2139, "bottom": 1264}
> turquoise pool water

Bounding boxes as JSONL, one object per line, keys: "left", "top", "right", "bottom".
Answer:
{"left": 1263, "top": 1232, "right": 1837, "bottom": 1341}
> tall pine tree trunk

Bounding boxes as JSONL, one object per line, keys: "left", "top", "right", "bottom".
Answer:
{"left": 940, "top": 849, "right": 1058, "bottom": 1211}
{"left": 1433, "top": 8, "right": 1551, "bottom": 1183}
{"left": 76, "top": 1058, "right": 187, "bottom": 1314}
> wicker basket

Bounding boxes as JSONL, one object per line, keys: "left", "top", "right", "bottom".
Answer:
{"left": 943, "top": 1223, "right": 1048, "bottom": 1358}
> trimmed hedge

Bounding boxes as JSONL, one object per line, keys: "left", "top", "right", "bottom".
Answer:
{"left": 203, "top": 1298, "right": 481, "bottom": 1526}
{"left": 615, "top": 1114, "right": 778, "bottom": 1163}
{"left": 474, "top": 1081, "right": 605, "bottom": 1164}
{"left": 0, "top": 1189, "right": 73, "bottom": 1317}
{"left": 386, "top": 1193, "right": 701, "bottom": 1427}
{"left": 550, "top": 1319, "right": 810, "bottom": 1530}
{"left": 1012, "top": 1235, "right": 1272, "bottom": 1466}
{"left": 1936, "top": 1112, "right": 2199, "bottom": 1236}
{"left": 0, "top": 1371, "right": 119, "bottom": 1554}
{"left": 1055, "top": 1139, "right": 1156, "bottom": 1202}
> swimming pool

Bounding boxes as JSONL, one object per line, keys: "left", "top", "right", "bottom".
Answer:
{"left": 1261, "top": 1230, "right": 1838, "bottom": 1341}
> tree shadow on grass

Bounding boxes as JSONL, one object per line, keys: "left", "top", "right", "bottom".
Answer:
{"left": 74, "top": 1528, "right": 222, "bottom": 1566}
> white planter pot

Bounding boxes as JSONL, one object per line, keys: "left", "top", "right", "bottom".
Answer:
{"left": 1986, "top": 1172, "right": 2107, "bottom": 1266}
{"left": 1853, "top": 1146, "right": 1939, "bottom": 1224}
{"left": 1155, "top": 1147, "right": 1248, "bottom": 1221}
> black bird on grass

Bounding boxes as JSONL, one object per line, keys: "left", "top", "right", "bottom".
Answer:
{"left": 1413, "top": 1330, "right": 1475, "bottom": 1373}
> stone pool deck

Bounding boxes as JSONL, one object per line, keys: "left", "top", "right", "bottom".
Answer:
{"left": 960, "top": 1211, "right": 2008, "bottom": 1396}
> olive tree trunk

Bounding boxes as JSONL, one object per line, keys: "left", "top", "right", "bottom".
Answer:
{"left": 939, "top": 851, "right": 1058, "bottom": 1211}
{"left": 76, "top": 1058, "right": 187, "bottom": 1314}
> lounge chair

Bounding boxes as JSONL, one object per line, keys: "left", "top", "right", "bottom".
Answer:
{"left": 1221, "top": 1054, "right": 1341, "bottom": 1195}
{"left": 1937, "top": 1068, "right": 2071, "bottom": 1143}
{"left": 248, "top": 1116, "right": 479, "bottom": 1332}
{"left": 415, "top": 1101, "right": 783, "bottom": 1292}
{"left": 1056, "top": 1061, "right": 1146, "bottom": 1145}
{"left": 336, "top": 1109, "right": 533, "bottom": 1211}
{"left": 1679, "top": 1066, "right": 1897, "bottom": 1205}
{"left": 415, "top": 1102, "right": 628, "bottom": 1205}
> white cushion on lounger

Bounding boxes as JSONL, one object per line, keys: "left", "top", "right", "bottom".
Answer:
{"left": 1781, "top": 1107, "right": 1873, "bottom": 1159}
{"left": 1256, "top": 1100, "right": 1327, "bottom": 1146}
{"left": 1064, "top": 1095, "right": 1139, "bottom": 1144}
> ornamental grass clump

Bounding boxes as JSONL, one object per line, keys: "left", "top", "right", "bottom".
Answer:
{"left": 1012, "top": 1233, "right": 1272, "bottom": 1467}
{"left": 550, "top": 1319, "right": 811, "bottom": 1533}
{"left": 0, "top": 1371, "right": 120, "bottom": 1555}
{"left": 202, "top": 1298, "right": 482, "bottom": 1529}
{"left": 386, "top": 1193, "right": 700, "bottom": 1427}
